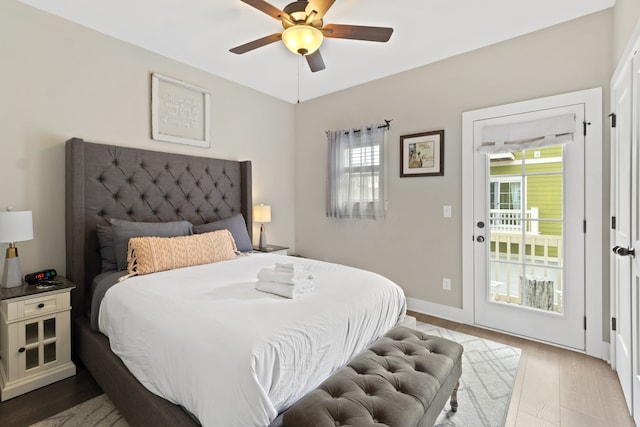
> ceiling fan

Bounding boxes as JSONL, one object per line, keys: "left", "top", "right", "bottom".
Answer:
{"left": 229, "top": 0, "right": 393, "bottom": 72}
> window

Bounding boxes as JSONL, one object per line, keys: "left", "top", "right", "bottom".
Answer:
{"left": 490, "top": 178, "right": 522, "bottom": 211}
{"left": 345, "top": 145, "right": 380, "bottom": 202}
{"left": 489, "top": 177, "right": 524, "bottom": 232}
{"left": 327, "top": 125, "right": 387, "bottom": 219}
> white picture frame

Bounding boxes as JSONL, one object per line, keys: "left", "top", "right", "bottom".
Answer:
{"left": 151, "top": 73, "right": 210, "bottom": 148}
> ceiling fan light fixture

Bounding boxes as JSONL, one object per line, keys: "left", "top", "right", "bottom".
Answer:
{"left": 282, "top": 25, "right": 323, "bottom": 56}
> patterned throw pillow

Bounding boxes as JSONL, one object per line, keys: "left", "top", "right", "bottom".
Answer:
{"left": 126, "top": 230, "right": 237, "bottom": 276}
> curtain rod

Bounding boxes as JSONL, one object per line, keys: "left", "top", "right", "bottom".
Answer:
{"left": 326, "top": 119, "right": 393, "bottom": 135}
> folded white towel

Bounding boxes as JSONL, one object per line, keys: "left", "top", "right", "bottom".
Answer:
{"left": 255, "top": 280, "right": 314, "bottom": 299}
{"left": 274, "top": 262, "right": 302, "bottom": 273}
{"left": 257, "top": 267, "right": 314, "bottom": 285}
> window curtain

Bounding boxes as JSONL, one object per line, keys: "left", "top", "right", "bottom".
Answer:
{"left": 326, "top": 124, "right": 387, "bottom": 219}
{"left": 478, "top": 113, "right": 576, "bottom": 153}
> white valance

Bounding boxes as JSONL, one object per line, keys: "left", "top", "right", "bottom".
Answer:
{"left": 478, "top": 113, "right": 576, "bottom": 154}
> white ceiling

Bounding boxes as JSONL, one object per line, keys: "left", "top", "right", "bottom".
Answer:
{"left": 20, "top": 0, "right": 614, "bottom": 104}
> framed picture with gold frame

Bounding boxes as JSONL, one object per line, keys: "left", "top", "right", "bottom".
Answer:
{"left": 400, "top": 130, "right": 444, "bottom": 177}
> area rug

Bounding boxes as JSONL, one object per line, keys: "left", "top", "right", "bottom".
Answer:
{"left": 29, "top": 393, "right": 127, "bottom": 427}
{"left": 31, "top": 323, "right": 520, "bottom": 427}
{"left": 418, "top": 322, "right": 522, "bottom": 427}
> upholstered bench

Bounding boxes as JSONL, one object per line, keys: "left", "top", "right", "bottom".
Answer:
{"left": 282, "top": 326, "right": 463, "bottom": 427}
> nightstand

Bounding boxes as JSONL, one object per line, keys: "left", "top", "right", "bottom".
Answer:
{"left": 0, "top": 277, "right": 76, "bottom": 401}
{"left": 252, "top": 244, "right": 289, "bottom": 255}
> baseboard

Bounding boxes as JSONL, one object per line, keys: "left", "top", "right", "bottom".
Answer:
{"left": 407, "top": 297, "right": 611, "bottom": 361}
{"left": 406, "top": 297, "right": 473, "bottom": 325}
{"left": 590, "top": 340, "right": 610, "bottom": 362}
{"left": 398, "top": 315, "right": 417, "bottom": 329}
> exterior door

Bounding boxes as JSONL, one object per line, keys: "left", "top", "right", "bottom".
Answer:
{"left": 472, "top": 104, "right": 586, "bottom": 350}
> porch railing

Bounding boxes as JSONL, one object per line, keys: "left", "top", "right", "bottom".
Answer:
{"left": 489, "top": 231, "right": 563, "bottom": 313}
{"left": 489, "top": 207, "right": 539, "bottom": 234}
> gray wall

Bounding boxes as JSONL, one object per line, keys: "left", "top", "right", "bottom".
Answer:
{"left": 5, "top": 0, "right": 639, "bottom": 345}
{"left": 294, "top": 11, "right": 613, "bottom": 319}
{"left": 0, "top": 1, "right": 296, "bottom": 278}
{"left": 613, "top": 0, "right": 640, "bottom": 64}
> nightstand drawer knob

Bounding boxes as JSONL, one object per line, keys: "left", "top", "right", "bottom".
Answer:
{"left": 38, "top": 303, "right": 45, "bottom": 309}
{"left": 18, "top": 347, "right": 25, "bottom": 353}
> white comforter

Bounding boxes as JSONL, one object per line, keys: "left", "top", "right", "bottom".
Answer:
{"left": 98, "top": 254, "right": 406, "bottom": 427}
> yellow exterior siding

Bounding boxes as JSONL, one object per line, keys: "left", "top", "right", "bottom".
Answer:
{"left": 490, "top": 146, "right": 563, "bottom": 257}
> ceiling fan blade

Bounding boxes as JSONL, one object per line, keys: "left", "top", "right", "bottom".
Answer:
{"left": 229, "top": 33, "right": 282, "bottom": 54}
{"left": 240, "top": 0, "right": 290, "bottom": 21}
{"left": 305, "top": 0, "right": 336, "bottom": 20}
{"left": 322, "top": 24, "right": 393, "bottom": 42}
{"left": 306, "top": 50, "right": 326, "bottom": 72}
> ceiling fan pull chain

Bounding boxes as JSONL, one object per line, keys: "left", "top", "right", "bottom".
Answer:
{"left": 297, "top": 55, "right": 301, "bottom": 104}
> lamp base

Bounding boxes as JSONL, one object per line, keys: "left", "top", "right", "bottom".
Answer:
{"left": 258, "top": 224, "right": 267, "bottom": 249}
{"left": 2, "top": 256, "right": 23, "bottom": 288}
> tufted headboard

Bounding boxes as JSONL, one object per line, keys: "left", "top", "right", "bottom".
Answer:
{"left": 65, "top": 137, "right": 252, "bottom": 317}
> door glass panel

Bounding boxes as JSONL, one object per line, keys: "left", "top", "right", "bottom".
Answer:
{"left": 25, "top": 322, "right": 38, "bottom": 345}
{"left": 489, "top": 147, "right": 564, "bottom": 314}
{"left": 26, "top": 347, "right": 38, "bottom": 370}
{"left": 43, "top": 343, "right": 56, "bottom": 364}
{"left": 43, "top": 318, "right": 55, "bottom": 340}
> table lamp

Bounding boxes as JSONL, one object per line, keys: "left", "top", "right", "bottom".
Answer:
{"left": 0, "top": 210, "right": 34, "bottom": 288}
{"left": 253, "top": 204, "right": 271, "bottom": 249}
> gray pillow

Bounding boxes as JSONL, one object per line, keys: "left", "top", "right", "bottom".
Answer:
{"left": 193, "top": 213, "right": 252, "bottom": 252}
{"left": 96, "top": 224, "right": 117, "bottom": 272}
{"left": 111, "top": 218, "right": 193, "bottom": 270}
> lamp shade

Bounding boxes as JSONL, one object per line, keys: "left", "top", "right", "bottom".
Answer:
{"left": 282, "top": 25, "right": 323, "bottom": 56}
{"left": 253, "top": 205, "right": 272, "bottom": 223}
{"left": 0, "top": 211, "right": 33, "bottom": 243}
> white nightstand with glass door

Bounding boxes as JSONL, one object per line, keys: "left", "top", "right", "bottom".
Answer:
{"left": 0, "top": 279, "right": 76, "bottom": 401}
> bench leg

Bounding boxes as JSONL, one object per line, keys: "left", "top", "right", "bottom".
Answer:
{"left": 450, "top": 380, "right": 460, "bottom": 412}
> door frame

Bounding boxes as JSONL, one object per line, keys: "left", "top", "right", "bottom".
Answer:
{"left": 462, "top": 87, "right": 605, "bottom": 359}
{"left": 633, "top": 50, "right": 640, "bottom": 422}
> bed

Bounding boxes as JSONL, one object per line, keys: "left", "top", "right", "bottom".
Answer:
{"left": 65, "top": 138, "right": 406, "bottom": 426}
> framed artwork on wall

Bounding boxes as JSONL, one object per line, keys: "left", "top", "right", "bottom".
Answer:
{"left": 151, "top": 73, "right": 211, "bottom": 148}
{"left": 400, "top": 130, "right": 445, "bottom": 177}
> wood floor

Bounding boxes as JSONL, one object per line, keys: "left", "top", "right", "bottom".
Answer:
{"left": 0, "top": 365, "right": 102, "bottom": 427}
{"left": 411, "top": 311, "right": 636, "bottom": 427}
{"left": 0, "top": 313, "right": 635, "bottom": 427}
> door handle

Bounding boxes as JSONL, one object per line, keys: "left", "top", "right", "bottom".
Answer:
{"left": 476, "top": 236, "right": 485, "bottom": 243}
{"left": 613, "top": 246, "right": 636, "bottom": 257}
